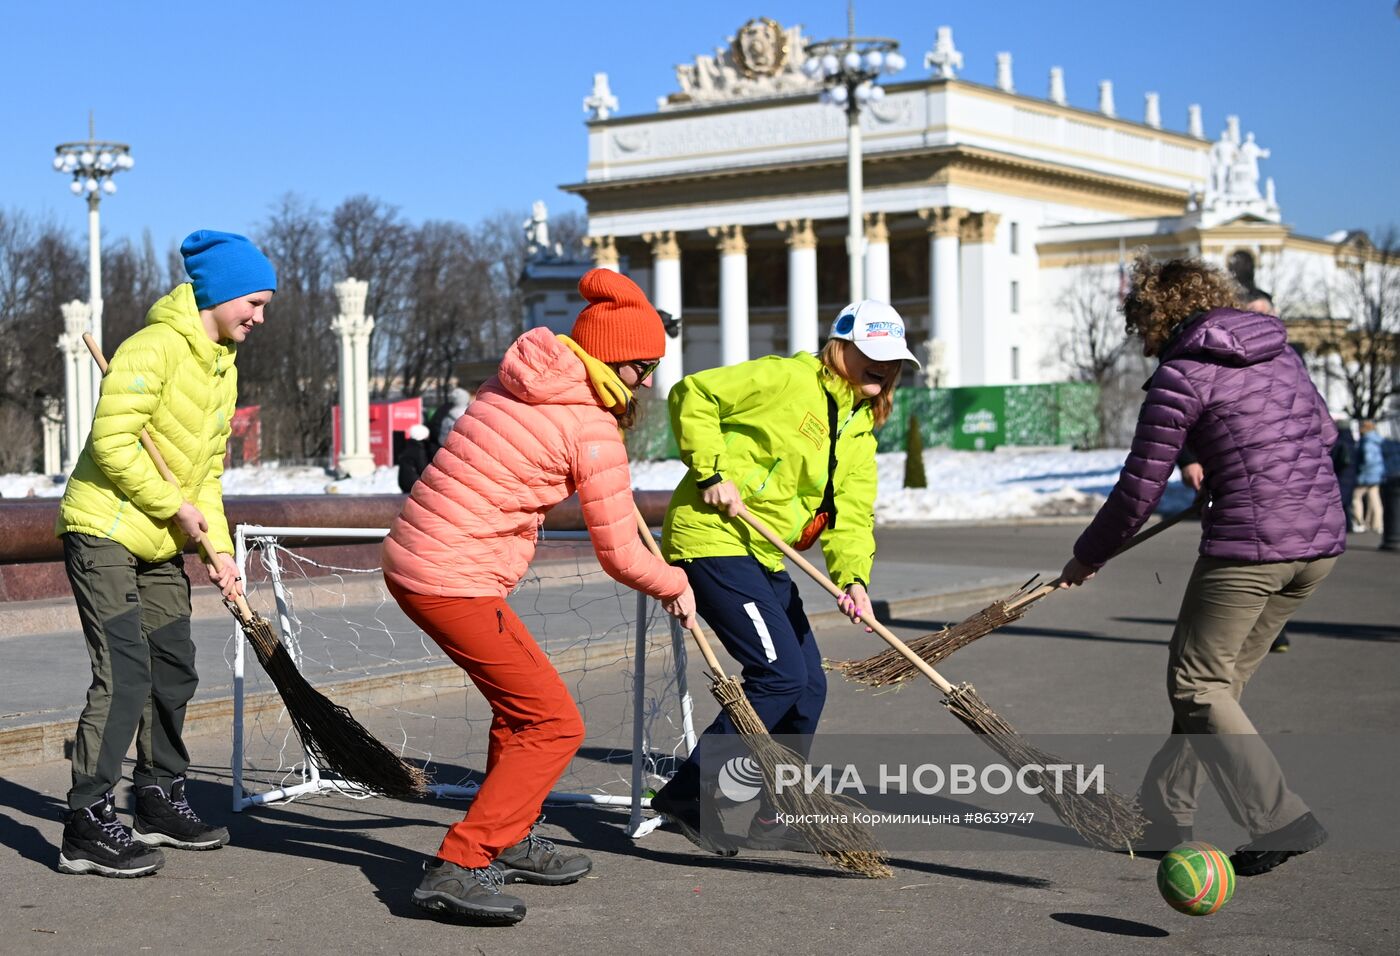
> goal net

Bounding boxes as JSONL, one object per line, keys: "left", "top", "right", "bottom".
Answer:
{"left": 228, "top": 523, "right": 696, "bottom": 837}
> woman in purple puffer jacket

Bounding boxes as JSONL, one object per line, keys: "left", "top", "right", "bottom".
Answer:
{"left": 1059, "top": 256, "right": 1344, "bottom": 877}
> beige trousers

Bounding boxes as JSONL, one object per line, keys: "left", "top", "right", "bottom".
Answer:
{"left": 1140, "top": 553, "right": 1337, "bottom": 838}
{"left": 1352, "top": 484, "right": 1383, "bottom": 533}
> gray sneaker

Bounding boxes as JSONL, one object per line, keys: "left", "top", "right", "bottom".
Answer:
{"left": 495, "top": 817, "right": 593, "bottom": 885}
{"left": 411, "top": 860, "right": 526, "bottom": 925}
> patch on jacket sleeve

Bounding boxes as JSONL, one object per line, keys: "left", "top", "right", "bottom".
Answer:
{"left": 798, "top": 412, "right": 827, "bottom": 450}
{"left": 587, "top": 443, "right": 601, "bottom": 460}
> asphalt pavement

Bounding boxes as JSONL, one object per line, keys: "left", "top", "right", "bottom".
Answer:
{"left": 0, "top": 522, "right": 1395, "bottom": 955}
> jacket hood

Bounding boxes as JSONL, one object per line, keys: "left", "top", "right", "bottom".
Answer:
{"left": 1161, "top": 307, "right": 1287, "bottom": 366}
{"left": 498, "top": 327, "right": 602, "bottom": 407}
{"left": 146, "top": 283, "right": 234, "bottom": 370}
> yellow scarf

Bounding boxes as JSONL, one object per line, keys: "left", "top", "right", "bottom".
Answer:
{"left": 557, "top": 334, "right": 633, "bottom": 414}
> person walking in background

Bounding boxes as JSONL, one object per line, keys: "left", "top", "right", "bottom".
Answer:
{"left": 427, "top": 387, "right": 472, "bottom": 457}
{"left": 1059, "top": 256, "right": 1343, "bottom": 877}
{"left": 1353, "top": 420, "right": 1385, "bottom": 533}
{"left": 382, "top": 269, "right": 696, "bottom": 925}
{"left": 396, "top": 423, "right": 431, "bottom": 494}
{"left": 652, "top": 300, "right": 918, "bottom": 856}
{"left": 1332, "top": 419, "right": 1357, "bottom": 530}
{"left": 55, "top": 230, "right": 275, "bottom": 877}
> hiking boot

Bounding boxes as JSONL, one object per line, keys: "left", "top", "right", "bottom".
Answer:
{"left": 741, "top": 813, "right": 816, "bottom": 854}
{"left": 1270, "top": 632, "right": 1291, "bottom": 653}
{"left": 1230, "top": 812, "right": 1328, "bottom": 876}
{"left": 133, "top": 777, "right": 229, "bottom": 850}
{"left": 411, "top": 860, "right": 526, "bottom": 925}
{"left": 1129, "top": 820, "right": 1194, "bottom": 859}
{"left": 495, "top": 816, "right": 593, "bottom": 885}
{"left": 58, "top": 793, "right": 165, "bottom": 878}
{"left": 650, "top": 788, "right": 738, "bottom": 857}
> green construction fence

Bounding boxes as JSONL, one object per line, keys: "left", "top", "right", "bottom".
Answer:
{"left": 625, "top": 382, "right": 1101, "bottom": 461}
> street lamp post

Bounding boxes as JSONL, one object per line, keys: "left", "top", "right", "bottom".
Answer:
{"left": 805, "top": 24, "right": 904, "bottom": 303}
{"left": 52, "top": 117, "right": 134, "bottom": 448}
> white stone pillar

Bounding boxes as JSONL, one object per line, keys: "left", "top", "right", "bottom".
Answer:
{"left": 863, "top": 212, "right": 891, "bottom": 304}
{"left": 918, "top": 207, "right": 966, "bottom": 388}
{"left": 1098, "top": 81, "right": 1116, "bottom": 117}
{"left": 645, "top": 231, "right": 683, "bottom": 395}
{"left": 58, "top": 299, "right": 94, "bottom": 471}
{"left": 778, "top": 219, "right": 819, "bottom": 354}
{"left": 778, "top": 221, "right": 817, "bottom": 355}
{"left": 43, "top": 398, "right": 63, "bottom": 475}
{"left": 1048, "top": 67, "right": 1066, "bottom": 106}
{"left": 709, "top": 225, "right": 748, "bottom": 366}
{"left": 583, "top": 235, "right": 620, "bottom": 272}
{"left": 1144, "top": 92, "right": 1162, "bottom": 129}
{"left": 958, "top": 211, "right": 1003, "bottom": 386}
{"left": 332, "top": 278, "right": 376, "bottom": 477}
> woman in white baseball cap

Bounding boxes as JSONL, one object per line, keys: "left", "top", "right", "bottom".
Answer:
{"left": 653, "top": 300, "right": 917, "bottom": 854}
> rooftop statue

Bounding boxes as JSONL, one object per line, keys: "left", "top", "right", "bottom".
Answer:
{"left": 665, "top": 18, "right": 819, "bottom": 109}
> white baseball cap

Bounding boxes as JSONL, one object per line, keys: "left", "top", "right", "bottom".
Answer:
{"left": 828, "top": 300, "right": 921, "bottom": 368}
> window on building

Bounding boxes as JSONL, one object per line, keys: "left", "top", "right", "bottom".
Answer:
{"left": 1011, "top": 346, "right": 1021, "bottom": 381}
{"left": 1009, "top": 221, "right": 1020, "bottom": 255}
{"left": 1010, "top": 280, "right": 1020, "bottom": 314}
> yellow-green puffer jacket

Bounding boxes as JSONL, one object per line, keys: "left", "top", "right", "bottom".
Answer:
{"left": 56, "top": 283, "right": 238, "bottom": 561}
{"left": 662, "top": 351, "right": 879, "bottom": 590}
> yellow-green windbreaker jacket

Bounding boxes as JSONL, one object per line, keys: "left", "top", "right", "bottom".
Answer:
{"left": 56, "top": 283, "right": 237, "bottom": 560}
{"left": 662, "top": 351, "right": 878, "bottom": 590}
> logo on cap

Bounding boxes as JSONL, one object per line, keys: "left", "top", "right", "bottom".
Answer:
{"left": 834, "top": 314, "right": 856, "bottom": 336}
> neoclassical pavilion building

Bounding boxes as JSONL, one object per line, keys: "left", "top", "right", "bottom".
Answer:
{"left": 524, "top": 18, "right": 1374, "bottom": 407}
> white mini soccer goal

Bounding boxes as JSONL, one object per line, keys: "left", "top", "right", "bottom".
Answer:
{"left": 229, "top": 523, "right": 697, "bottom": 837}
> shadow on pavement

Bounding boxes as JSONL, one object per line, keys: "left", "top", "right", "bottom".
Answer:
{"left": 1114, "top": 616, "right": 1397, "bottom": 643}
{"left": 0, "top": 775, "right": 65, "bottom": 870}
{"left": 1050, "top": 912, "right": 1170, "bottom": 937}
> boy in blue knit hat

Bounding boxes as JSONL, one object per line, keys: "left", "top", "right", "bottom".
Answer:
{"left": 55, "top": 230, "right": 275, "bottom": 878}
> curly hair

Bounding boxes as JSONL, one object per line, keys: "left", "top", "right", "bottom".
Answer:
{"left": 1122, "top": 256, "right": 1242, "bottom": 353}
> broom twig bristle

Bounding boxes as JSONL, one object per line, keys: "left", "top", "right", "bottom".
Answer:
{"left": 711, "top": 677, "right": 892, "bottom": 878}
{"left": 941, "top": 682, "right": 1146, "bottom": 851}
{"left": 242, "top": 613, "right": 430, "bottom": 798}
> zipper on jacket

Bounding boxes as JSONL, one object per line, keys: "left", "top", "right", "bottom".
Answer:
{"left": 754, "top": 459, "right": 782, "bottom": 494}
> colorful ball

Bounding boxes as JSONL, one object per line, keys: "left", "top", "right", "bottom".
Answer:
{"left": 1156, "top": 842, "right": 1236, "bottom": 916}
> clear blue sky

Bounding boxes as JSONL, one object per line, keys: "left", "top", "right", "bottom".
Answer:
{"left": 3, "top": 1, "right": 1395, "bottom": 253}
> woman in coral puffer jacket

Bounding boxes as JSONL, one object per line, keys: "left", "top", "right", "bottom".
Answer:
{"left": 1059, "top": 256, "right": 1343, "bottom": 878}
{"left": 383, "top": 269, "right": 696, "bottom": 925}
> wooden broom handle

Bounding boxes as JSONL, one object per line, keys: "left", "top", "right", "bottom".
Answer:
{"left": 631, "top": 506, "right": 731, "bottom": 680}
{"left": 737, "top": 510, "right": 957, "bottom": 695}
{"left": 1001, "top": 490, "right": 1207, "bottom": 612}
{"left": 82, "top": 333, "right": 257, "bottom": 621}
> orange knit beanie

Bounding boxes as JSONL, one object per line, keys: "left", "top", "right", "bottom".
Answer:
{"left": 570, "top": 268, "right": 666, "bottom": 363}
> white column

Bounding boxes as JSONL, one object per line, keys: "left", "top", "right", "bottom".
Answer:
{"left": 332, "top": 278, "right": 376, "bottom": 477}
{"left": 58, "top": 299, "right": 94, "bottom": 471}
{"left": 863, "top": 212, "right": 890, "bottom": 304}
{"left": 709, "top": 225, "right": 748, "bottom": 366}
{"left": 918, "top": 207, "right": 966, "bottom": 388}
{"left": 958, "top": 211, "right": 1003, "bottom": 386}
{"left": 43, "top": 398, "right": 63, "bottom": 475}
{"left": 86, "top": 194, "right": 105, "bottom": 416}
{"left": 778, "top": 219, "right": 819, "bottom": 354}
{"left": 583, "top": 235, "right": 620, "bottom": 272}
{"left": 645, "top": 231, "right": 683, "bottom": 395}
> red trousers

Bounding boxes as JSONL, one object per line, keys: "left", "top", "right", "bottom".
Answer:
{"left": 387, "top": 582, "right": 584, "bottom": 868}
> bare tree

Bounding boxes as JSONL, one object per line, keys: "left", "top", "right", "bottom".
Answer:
{"left": 1053, "top": 257, "right": 1135, "bottom": 446}
{"left": 248, "top": 194, "right": 339, "bottom": 460}
{"left": 0, "top": 210, "right": 84, "bottom": 469}
{"left": 1320, "top": 228, "right": 1400, "bottom": 423}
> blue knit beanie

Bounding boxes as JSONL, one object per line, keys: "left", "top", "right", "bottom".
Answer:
{"left": 180, "top": 230, "right": 277, "bottom": 309}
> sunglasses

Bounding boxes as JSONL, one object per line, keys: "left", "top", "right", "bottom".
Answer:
{"left": 621, "top": 359, "right": 661, "bottom": 382}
